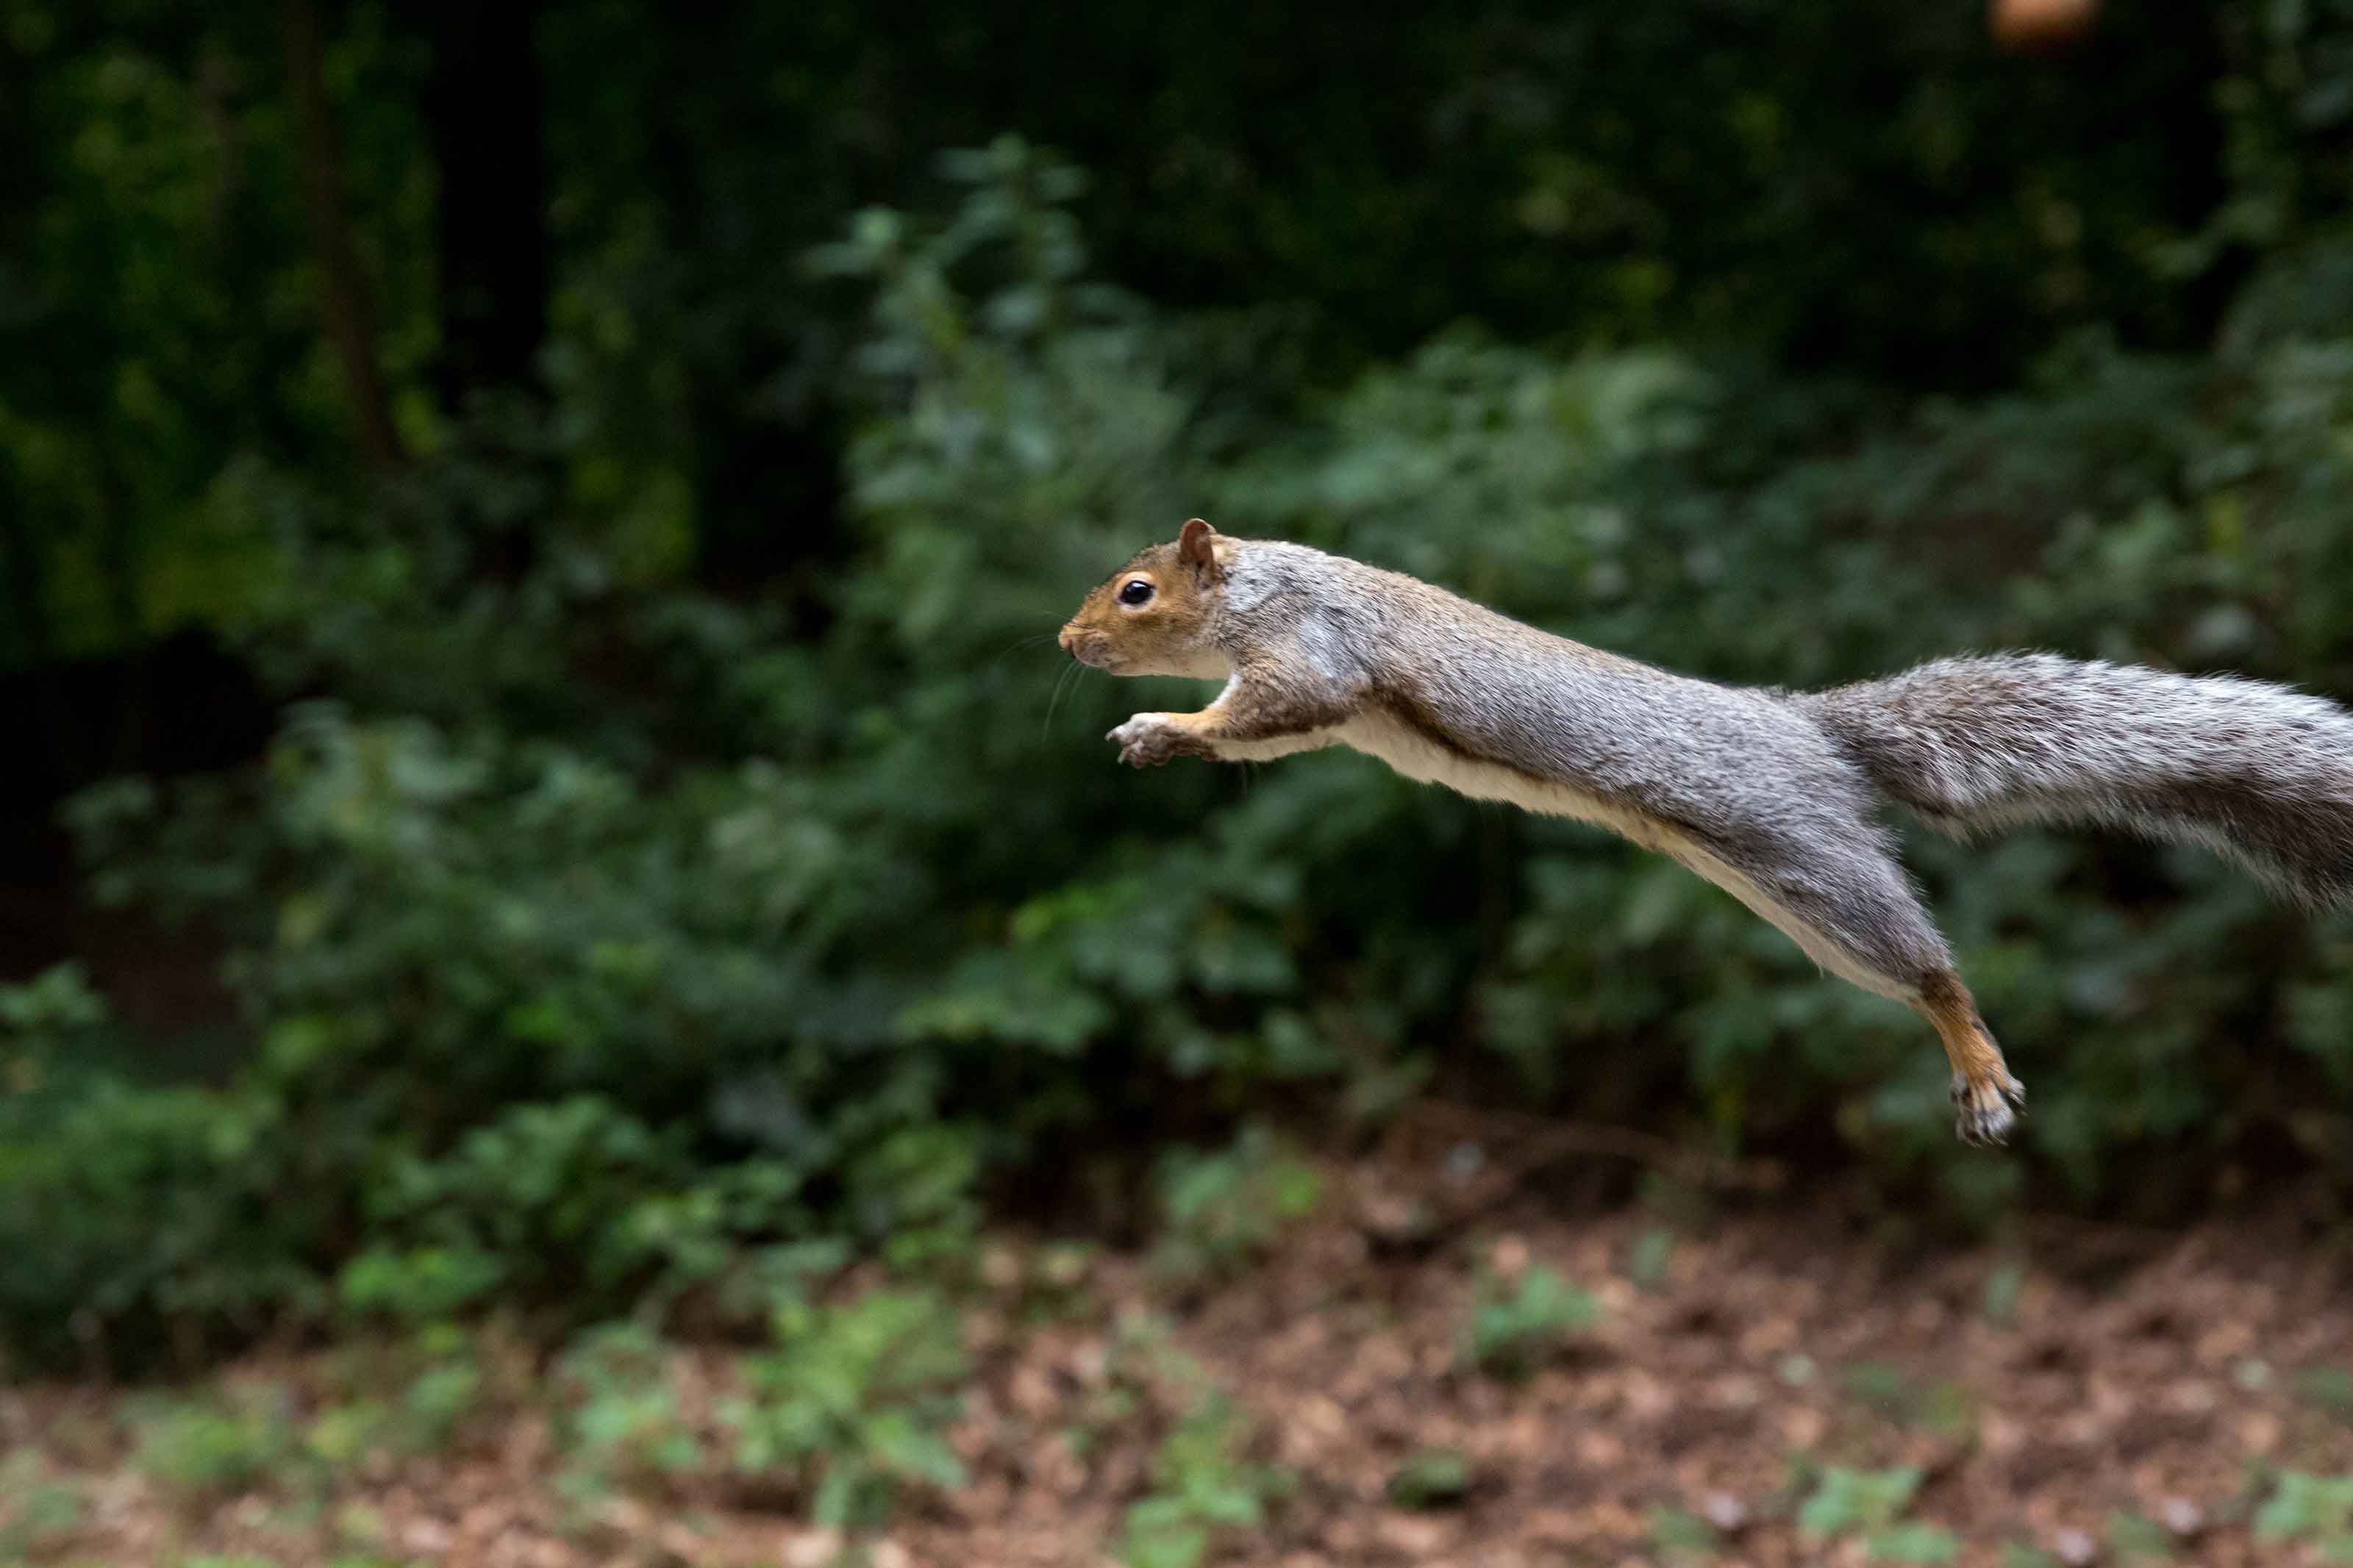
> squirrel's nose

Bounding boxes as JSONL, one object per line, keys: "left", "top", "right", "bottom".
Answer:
{"left": 1057, "top": 626, "right": 1079, "bottom": 654}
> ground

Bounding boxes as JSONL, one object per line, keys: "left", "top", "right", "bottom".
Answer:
{"left": 6, "top": 1112, "right": 2352, "bottom": 1567}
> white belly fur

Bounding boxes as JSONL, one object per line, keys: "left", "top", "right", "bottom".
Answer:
{"left": 1334, "top": 714, "right": 1674, "bottom": 846}
{"left": 1332, "top": 714, "right": 1913, "bottom": 1001}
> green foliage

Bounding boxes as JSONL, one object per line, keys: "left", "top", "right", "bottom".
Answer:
{"left": 553, "top": 1322, "right": 703, "bottom": 1500}
{"left": 2257, "top": 1472, "right": 2353, "bottom": 1560}
{"left": 0, "top": 1073, "right": 321, "bottom": 1365}
{"left": 1799, "top": 1466, "right": 1956, "bottom": 1561}
{"left": 11, "top": 0, "right": 2353, "bottom": 1364}
{"left": 1388, "top": 1447, "right": 1474, "bottom": 1510}
{"left": 1150, "top": 1128, "right": 1323, "bottom": 1285}
{"left": 2299, "top": 1365, "right": 2353, "bottom": 1423}
{"left": 1462, "top": 1266, "right": 1600, "bottom": 1380}
{"left": 721, "top": 1287, "right": 968, "bottom": 1529}
{"left": 1981, "top": 1260, "right": 2027, "bottom": 1327}
{"left": 344, "top": 1097, "right": 699, "bottom": 1317}
{"left": 129, "top": 1392, "right": 299, "bottom": 1500}
{"left": 299, "top": 1329, "right": 487, "bottom": 1470}
{"left": 400, "top": 1358, "right": 484, "bottom": 1453}
{"left": 0, "top": 1452, "right": 86, "bottom": 1557}
{"left": 1870, "top": 1523, "right": 1963, "bottom": 1564}
{"left": 1841, "top": 1363, "right": 1976, "bottom": 1439}
{"left": 1117, "top": 1389, "right": 1293, "bottom": 1568}
{"left": 1647, "top": 1506, "right": 1721, "bottom": 1562}
{"left": 2107, "top": 1510, "right": 2175, "bottom": 1561}
{"left": 1627, "top": 1227, "right": 1677, "bottom": 1292}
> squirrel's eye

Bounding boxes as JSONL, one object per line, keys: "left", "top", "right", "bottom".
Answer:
{"left": 1118, "top": 579, "right": 1154, "bottom": 606}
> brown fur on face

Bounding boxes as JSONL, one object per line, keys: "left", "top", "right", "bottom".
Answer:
{"left": 1058, "top": 519, "right": 1231, "bottom": 679}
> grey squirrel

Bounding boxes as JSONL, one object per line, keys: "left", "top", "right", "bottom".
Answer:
{"left": 1059, "top": 519, "right": 2353, "bottom": 1145}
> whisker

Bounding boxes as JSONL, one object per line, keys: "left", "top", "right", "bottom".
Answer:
{"left": 1043, "top": 659, "right": 1083, "bottom": 745}
{"left": 986, "top": 631, "right": 1063, "bottom": 667}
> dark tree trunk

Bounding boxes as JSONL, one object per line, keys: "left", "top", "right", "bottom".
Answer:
{"left": 281, "top": 0, "right": 404, "bottom": 468}
{"left": 0, "top": 509, "right": 64, "bottom": 803}
{"left": 425, "top": 0, "right": 548, "bottom": 407}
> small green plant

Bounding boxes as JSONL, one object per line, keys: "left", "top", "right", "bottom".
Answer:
{"left": 302, "top": 1331, "right": 485, "bottom": 1475}
{"left": 1981, "top": 1259, "right": 2027, "bottom": 1325}
{"left": 303, "top": 1397, "right": 395, "bottom": 1474}
{"left": 0, "top": 1456, "right": 85, "bottom": 1556}
{"left": 1062, "top": 1311, "right": 1185, "bottom": 1463}
{"left": 1871, "top": 1523, "right": 1963, "bottom": 1564}
{"left": 554, "top": 1321, "right": 704, "bottom": 1500}
{"left": 722, "top": 1286, "right": 968, "bottom": 1529}
{"left": 1843, "top": 1361, "right": 1915, "bottom": 1416}
{"left": 402, "top": 1358, "right": 484, "bottom": 1451}
{"left": 131, "top": 1392, "right": 298, "bottom": 1500}
{"left": 1648, "top": 1505, "right": 1720, "bottom": 1562}
{"left": 2109, "top": 1509, "right": 2174, "bottom": 1560}
{"left": 1798, "top": 1467, "right": 1957, "bottom": 1561}
{"left": 2298, "top": 1367, "right": 2353, "bottom": 1424}
{"left": 332, "top": 1500, "right": 392, "bottom": 1552}
{"left": 1388, "top": 1447, "right": 1472, "bottom": 1510}
{"left": 1627, "top": 1227, "right": 1677, "bottom": 1292}
{"left": 1118, "top": 1390, "right": 1293, "bottom": 1568}
{"left": 1461, "top": 1266, "right": 1599, "bottom": 1379}
{"left": 2255, "top": 1471, "right": 2353, "bottom": 1560}
{"left": 1840, "top": 1362, "right": 1975, "bottom": 1439}
{"left": 1151, "top": 1128, "right": 1321, "bottom": 1284}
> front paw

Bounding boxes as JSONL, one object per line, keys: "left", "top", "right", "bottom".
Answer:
{"left": 1107, "top": 713, "right": 1204, "bottom": 767}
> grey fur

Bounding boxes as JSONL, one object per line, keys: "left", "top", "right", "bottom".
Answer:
{"left": 1072, "top": 532, "right": 2353, "bottom": 1143}
{"left": 1204, "top": 542, "right": 1957, "bottom": 998}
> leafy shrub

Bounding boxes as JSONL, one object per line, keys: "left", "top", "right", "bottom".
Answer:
{"left": 553, "top": 1321, "right": 704, "bottom": 1500}
{"left": 1461, "top": 1266, "right": 1600, "bottom": 1380}
{"left": 0, "top": 1075, "right": 323, "bottom": 1368}
{"left": 1118, "top": 1389, "right": 1293, "bottom": 1568}
{"left": 130, "top": 1392, "right": 298, "bottom": 1500}
{"left": 301, "top": 1329, "right": 488, "bottom": 1470}
{"left": 721, "top": 1286, "right": 968, "bottom": 1528}
{"left": 346, "top": 1097, "right": 696, "bottom": 1317}
{"left": 20, "top": 129, "right": 2353, "bottom": 1364}
{"left": 1150, "top": 1128, "right": 1322, "bottom": 1285}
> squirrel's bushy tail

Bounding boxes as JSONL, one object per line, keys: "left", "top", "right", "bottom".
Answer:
{"left": 1807, "top": 654, "right": 2353, "bottom": 907}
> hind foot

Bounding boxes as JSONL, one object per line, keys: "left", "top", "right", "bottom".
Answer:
{"left": 1951, "top": 1069, "right": 2026, "bottom": 1146}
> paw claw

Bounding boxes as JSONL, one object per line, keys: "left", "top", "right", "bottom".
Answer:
{"left": 1106, "top": 714, "right": 1193, "bottom": 767}
{"left": 1951, "top": 1070, "right": 2026, "bottom": 1147}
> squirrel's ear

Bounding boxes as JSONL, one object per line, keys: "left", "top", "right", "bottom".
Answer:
{"left": 1178, "top": 518, "right": 1220, "bottom": 580}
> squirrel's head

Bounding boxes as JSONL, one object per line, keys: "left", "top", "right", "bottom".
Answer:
{"left": 1059, "top": 518, "right": 1231, "bottom": 678}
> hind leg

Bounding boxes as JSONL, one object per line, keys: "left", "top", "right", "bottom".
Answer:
{"left": 1668, "top": 824, "right": 2026, "bottom": 1146}
{"left": 1915, "top": 970, "right": 2026, "bottom": 1145}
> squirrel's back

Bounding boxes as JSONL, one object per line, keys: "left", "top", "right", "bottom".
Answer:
{"left": 1221, "top": 538, "right": 1881, "bottom": 828}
